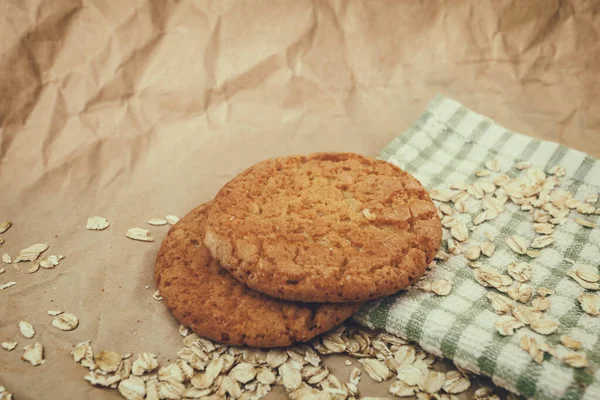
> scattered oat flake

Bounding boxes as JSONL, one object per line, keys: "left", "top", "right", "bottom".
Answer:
{"left": 22, "top": 342, "right": 45, "bottom": 366}
{"left": 486, "top": 292, "right": 513, "bottom": 314}
{"left": 530, "top": 318, "right": 559, "bottom": 335}
{"left": 507, "top": 262, "right": 532, "bottom": 283}
{"left": 454, "top": 199, "right": 469, "bottom": 213}
{"left": 578, "top": 293, "right": 600, "bottom": 316}
{"left": 86, "top": 216, "right": 109, "bottom": 230}
{"left": 1, "top": 254, "right": 11, "bottom": 264}
{"left": 230, "top": 362, "right": 257, "bottom": 383}
{"left": 26, "top": 262, "right": 40, "bottom": 274}
{"left": 441, "top": 215, "right": 458, "bottom": 228}
{"left": 430, "top": 189, "right": 454, "bottom": 202}
{"left": 14, "top": 243, "right": 49, "bottom": 263}
{"left": 526, "top": 249, "right": 541, "bottom": 258}
{"left": 443, "top": 370, "right": 471, "bottom": 394}
{"left": 132, "top": 353, "right": 159, "bottom": 375}
{"left": 467, "top": 184, "right": 484, "bottom": 200}
{"left": 148, "top": 218, "right": 168, "bottom": 226}
{"left": 506, "top": 235, "right": 528, "bottom": 255}
{"left": 192, "top": 357, "right": 224, "bottom": 389}
{"left": 159, "top": 360, "right": 193, "bottom": 383}
{"left": 505, "top": 180, "right": 524, "bottom": 198}
{"left": 418, "top": 370, "right": 445, "bottom": 394}
{"left": 152, "top": 290, "right": 163, "bottom": 302}
{"left": 126, "top": 228, "right": 154, "bottom": 242}
{"left": 166, "top": 215, "right": 179, "bottom": 225}
{"left": 118, "top": 376, "right": 146, "bottom": 400}
{"left": 359, "top": 358, "right": 392, "bottom": 382}
{"left": 394, "top": 346, "right": 416, "bottom": 367}
{"left": 472, "top": 211, "right": 487, "bottom": 227}
{"left": 481, "top": 241, "right": 495, "bottom": 257}
{"left": 47, "top": 310, "right": 63, "bottom": 316}
{"left": 2, "top": 341, "right": 17, "bottom": 351}
{"left": 438, "top": 203, "right": 454, "bottom": 216}
{"left": 485, "top": 159, "right": 501, "bottom": 172}
{"left": 447, "top": 238, "right": 462, "bottom": 256}
{"left": 550, "top": 165, "right": 566, "bottom": 177}
{"left": 178, "top": 324, "right": 189, "bottom": 337}
{"left": 0, "top": 268, "right": 3, "bottom": 275}
{"left": 396, "top": 364, "right": 424, "bottom": 387}
{"left": 493, "top": 174, "right": 511, "bottom": 188}
{"left": 19, "top": 321, "right": 35, "bottom": 338}
{"left": 577, "top": 202, "right": 595, "bottom": 214}
{"left": 495, "top": 315, "right": 524, "bottom": 336}
{"left": 575, "top": 218, "right": 596, "bottom": 228}
{"left": 0, "top": 221, "right": 11, "bottom": 234}
{"left": 537, "top": 287, "right": 554, "bottom": 297}
{"left": 84, "top": 371, "right": 122, "bottom": 388}
{"left": 450, "top": 223, "right": 469, "bottom": 242}
{"left": 512, "top": 305, "right": 541, "bottom": 325}
{"left": 532, "top": 296, "right": 550, "bottom": 312}
{"left": 507, "top": 282, "right": 533, "bottom": 303}
{"left": 533, "top": 223, "right": 554, "bottom": 235}
{"left": 40, "top": 258, "right": 55, "bottom": 269}
{"left": 71, "top": 341, "right": 95, "bottom": 370}
{"left": 465, "top": 245, "right": 481, "bottom": 261}
{"left": 278, "top": 360, "right": 302, "bottom": 391}
{"left": 389, "top": 380, "right": 417, "bottom": 397}
{"left": 561, "top": 335, "right": 582, "bottom": 350}
{"left": 531, "top": 235, "right": 554, "bottom": 249}
{"left": 95, "top": 350, "right": 122, "bottom": 373}
{"left": 515, "top": 161, "right": 530, "bottom": 170}
{"left": 52, "top": 313, "right": 79, "bottom": 331}
{"left": 430, "top": 280, "right": 452, "bottom": 296}
{"left": 520, "top": 336, "right": 545, "bottom": 364}
{"left": 474, "top": 267, "right": 507, "bottom": 288}
{"left": 568, "top": 269, "right": 600, "bottom": 290}
{"left": 434, "top": 250, "right": 450, "bottom": 261}
{"left": 585, "top": 194, "right": 598, "bottom": 203}
{"left": 574, "top": 265, "right": 600, "bottom": 283}
{"left": 344, "top": 360, "right": 352, "bottom": 366}
{"left": 562, "top": 352, "right": 588, "bottom": 368}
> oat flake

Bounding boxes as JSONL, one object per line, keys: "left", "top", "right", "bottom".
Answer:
{"left": 562, "top": 352, "right": 588, "bottom": 368}
{"left": 52, "top": 313, "right": 79, "bottom": 331}
{"left": 22, "top": 342, "right": 45, "bottom": 366}
{"left": 530, "top": 318, "right": 559, "bottom": 335}
{"left": 578, "top": 293, "right": 600, "bottom": 316}
{"left": 19, "top": 321, "right": 35, "bottom": 338}
{"left": 505, "top": 235, "right": 528, "bottom": 255}
{"left": 126, "top": 228, "right": 154, "bottom": 242}
{"left": 0, "top": 222, "right": 11, "bottom": 234}
{"left": 561, "top": 335, "right": 582, "bottom": 350}
{"left": 95, "top": 350, "right": 122, "bottom": 373}
{"left": 2, "top": 341, "right": 17, "bottom": 351}
{"left": 86, "top": 216, "right": 110, "bottom": 230}
{"left": 166, "top": 215, "right": 180, "bottom": 225}
{"left": 14, "top": 243, "right": 49, "bottom": 263}
{"left": 494, "top": 315, "right": 524, "bottom": 336}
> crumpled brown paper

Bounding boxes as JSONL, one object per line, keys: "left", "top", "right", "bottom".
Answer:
{"left": 1, "top": 1, "right": 599, "bottom": 399}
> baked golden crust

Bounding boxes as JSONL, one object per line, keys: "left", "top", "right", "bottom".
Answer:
{"left": 155, "top": 202, "right": 359, "bottom": 348}
{"left": 204, "top": 153, "right": 442, "bottom": 303}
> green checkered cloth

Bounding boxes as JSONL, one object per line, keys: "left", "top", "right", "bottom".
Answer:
{"left": 354, "top": 94, "right": 600, "bottom": 400}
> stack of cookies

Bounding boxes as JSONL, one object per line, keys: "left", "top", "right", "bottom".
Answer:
{"left": 155, "top": 153, "right": 442, "bottom": 348}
